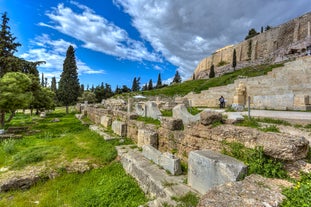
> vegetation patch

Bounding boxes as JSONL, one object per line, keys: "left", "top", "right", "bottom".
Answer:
{"left": 0, "top": 108, "right": 147, "bottom": 206}
{"left": 187, "top": 107, "right": 202, "bottom": 115}
{"left": 222, "top": 141, "right": 288, "bottom": 178}
{"left": 281, "top": 172, "right": 311, "bottom": 207}
{"left": 137, "top": 116, "right": 161, "bottom": 126}
{"left": 172, "top": 192, "right": 200, "bottom": 207}
{"left": 161, "top": 109, "right": 173, "bottom": 117}
{"left": 236, "top": 116, "right": 280, "bottom": 132}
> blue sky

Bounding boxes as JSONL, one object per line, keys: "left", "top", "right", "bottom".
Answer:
{"left": 1, "top": 0, "right": 311, "bottom": 90}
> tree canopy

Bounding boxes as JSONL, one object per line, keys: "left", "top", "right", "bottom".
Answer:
{"left": 172, "top": 71, "right": 182, "bottom": 84}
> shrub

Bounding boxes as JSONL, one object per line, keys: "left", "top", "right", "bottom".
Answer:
{"left": 1, "top": 138, "right": 17, "bottom": 154}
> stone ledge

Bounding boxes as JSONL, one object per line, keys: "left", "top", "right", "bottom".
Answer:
{"left": 116, "top": 145, "right": 199, "bottom": 206}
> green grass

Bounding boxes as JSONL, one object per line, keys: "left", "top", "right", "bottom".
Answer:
{"left": 222, "top": 141, "right": 288, "bottom": 178}
{"left": 187, "top": 107, "right": 202, "bottom": 115}
{"left": 136, "top": 116, "right": 161, "bottom": 126}
{"left": 139, "top": 63, "right": 283, "bottom": 97}
{"left": 0, "top": 107, "right": 147, "bottom": 206}
{"left": 281, "top": 172, "right": 311, "bottom": 207}
{"left": 161, "top": 109, "right": 173, "bottom": 117}
{"left": 236, "top": 116, "right": 280, "bottom": 132}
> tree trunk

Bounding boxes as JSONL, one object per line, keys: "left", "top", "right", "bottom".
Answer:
{"left": 66, "top": 105, "right": 69, "bottom": 114}
{"left": 6, "top": 111, "right": 15, "bottom": 123}
{"left": 0, "top": 111, "right": 5, "bottom": 129}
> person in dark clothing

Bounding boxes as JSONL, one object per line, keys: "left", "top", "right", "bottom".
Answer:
{"left": 219, "top": 96, "right": 225, "bottom": 108}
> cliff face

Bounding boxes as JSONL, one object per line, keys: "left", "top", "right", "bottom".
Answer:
{"left": 194, "top": 12, "right": 311, "bottom": 79}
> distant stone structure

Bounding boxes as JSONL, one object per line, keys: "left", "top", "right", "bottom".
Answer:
{"left": 194, "top": 12, "right": 311, "bottom": 79}
{"left": 185, "top": 56, "right": 311, "bottom": 110}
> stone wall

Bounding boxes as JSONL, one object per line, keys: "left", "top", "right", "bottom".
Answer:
{"left": 185, "top": 56, "right": 311, "bottom": 110}
{"left": 194, "top": 12, "right": 311, "bottom": 79}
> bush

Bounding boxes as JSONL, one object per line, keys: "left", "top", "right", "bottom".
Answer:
{"left": 1, "top": 138, "right": 17, "bottom": 154}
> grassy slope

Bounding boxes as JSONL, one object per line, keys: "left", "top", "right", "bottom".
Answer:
{"left": 139, "top": 63, "right": 284, "bottom": 97}
{"left": 0, "top": 108, "right": 147, "bottom": 207}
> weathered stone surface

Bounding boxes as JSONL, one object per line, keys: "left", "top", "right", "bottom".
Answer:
{"left": 184, "top": 124, "right": 309, "bottom": 161}
{"left": 111, "top": 120, "right": 127, "bottom": 137}
{"left": 100, "top": 115, "right": 112, "bottom": 128}
{"left": 197, "top": 174, "right": 292, "bottom": 207}
{"left": 160, "top": 117, "right": 183, "bottom": 130}
{"left": 200, "top": 110, "right": 223, "bottom": 126}
{"left": 173, "top": 104, "right": 200, "bottom": 125}
{"left": 188, "top": 150, "right": 247, "bottom": 194}
{"left": 137, "top": 129, "right": 158, "bottom": 148}
{"left": 159, "top": 152, "right": 182, "bottom": 176}
{"left": 145, "top": 101, "right": 162, "bottom": 119}
{"left": 116, "top": 145, "right": 197, "bottom": 206}
{"left": 142, "top": 145, "right": 162, "bottom": 164}
{"left": 226, "top": 112, "right": 245, "bottom": 124}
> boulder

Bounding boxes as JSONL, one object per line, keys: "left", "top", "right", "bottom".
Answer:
{"left": 200, "top": 110, "right": 223, "bottom": 126}
{"left": 100, "top": 116, "right": 112, "bottom": 128}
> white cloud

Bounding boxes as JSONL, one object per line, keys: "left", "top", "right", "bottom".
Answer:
{"left": 20, "top": 34, "right": 104, "bottom": 81}
{"left": 114, "top": 0, "right": 311, "bottom": 79}
{"left": 40, "top": 3, "right": 161, "bottom": 62}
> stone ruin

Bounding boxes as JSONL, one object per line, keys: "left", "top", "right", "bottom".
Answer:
{"left": 77, "top": 94, "right": 310, "bottom": 206}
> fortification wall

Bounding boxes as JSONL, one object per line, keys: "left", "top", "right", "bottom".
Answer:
{"left": 194, "top": 12, "right": 311, "bottom": 79}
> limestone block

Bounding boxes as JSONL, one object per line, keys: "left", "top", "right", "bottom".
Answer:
{"left": 294, "top": 94, "right": 309, "bottom": 106}
{"left": 138, "top": 129, "right": 158, "bottom": 148}
{"left": 188, "top": 150, "right": 247, "bottom": 194}
{"left": 226, "top": 112, "right": 244, "bottom": 124}
{"left": 142, "top": 145, "right": 161, "bottom": 165}
{"left": 159, "top": 152, "right": 182, "bottom": 175}
{"left": 112, "top": 120, "right": 127, "bottom": 137}
{"left": 200, "top": 111, "right": 222, "bottom": 126}
{"left": 173, "top": 104, "right": 200, "bottom": 125}
{"left": 145, "top": 101, "right": 162, "bottom": 119}
{"left": 100, "top": 116, "right": 112, "bottom": 128}
{"left": 160, "top": 117, "right": 183, "bottom": 130}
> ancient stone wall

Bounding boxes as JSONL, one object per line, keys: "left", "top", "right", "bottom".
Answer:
{"left": 186, "top": 56, "right": 311, "bottom": 110}
{"left": 194, "top": 12, "right": 311, "bottom": 79}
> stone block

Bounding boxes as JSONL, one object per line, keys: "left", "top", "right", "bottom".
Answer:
{"left": 145, "top": 101, "right": 162, "bottom": 119}
{"left": 159, "top": 152, "right": 182, "bottom": 175}
{"left": 112, "top": 120, "right": 127, "bottom": 137}
{"left": 142, "top": 145, "right": 161, "bottom": 165}
{"left": 173, "top": 104, "right": 200, "bottom": 125}
{"left": 188, "top": 150, "right": 247, "bottom": 194}
{"left": 137, "top": 129, "right": 158, "bottom": 148}
{"left": 160, "top": 117, "right": 183, "bottom": 130}
{"left": 100, "top": 116, "right": 112, "bottom": 128}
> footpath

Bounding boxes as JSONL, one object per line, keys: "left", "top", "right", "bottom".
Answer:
{"left": 239, "top": 110, "right": 311, "bottom": 124}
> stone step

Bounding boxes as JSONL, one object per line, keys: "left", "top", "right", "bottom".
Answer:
{"left": 116, "top": 145, "right": 199, "bottom": 206}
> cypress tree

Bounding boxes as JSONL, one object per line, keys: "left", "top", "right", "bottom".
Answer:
{"left": 57, "top": 45, "right": 80, "bottom": 114}
{"left": 148, "top": 79, "right": 153, "bottom": 90}
{"left": 232, "top": 49, "right": 237, "bottom": 71}
{"left": 156, "top": 73, "right": 162, "bottom": 88}
{"left": 209, "top": 64, "right": 215, "bottom": 78}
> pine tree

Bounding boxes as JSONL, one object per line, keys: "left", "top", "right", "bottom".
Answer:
{"left": 156, "top": 73, "right": 162, "bottom": 88}
{"left": 57, "top": 45, "right": 80, "bottom": 114}
{"left": 232, "top": 49, "right": 237, "bottom": 71}
{"left": 209, "top": 64, "right": 215, "bottom": 78}
{"left": 172, "top": 71, "right": 182, "bottom": 84}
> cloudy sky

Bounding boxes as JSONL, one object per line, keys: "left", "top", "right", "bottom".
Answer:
{"left": 1, "top": 0, "right": 310, "bottom": 89}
